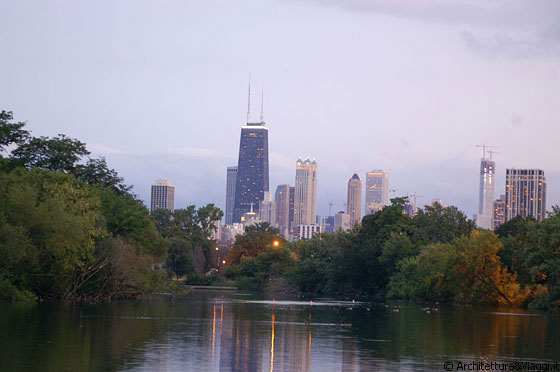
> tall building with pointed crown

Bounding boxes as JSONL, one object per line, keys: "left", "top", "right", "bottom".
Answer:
{"left": 293, "top": 158, "right": 318, "bottom": 232}
{"left": 232, "top": 83, "right": 269, "bottom": 222}
{"left": 347, "top": 173, "right": 362, "bottom": 228}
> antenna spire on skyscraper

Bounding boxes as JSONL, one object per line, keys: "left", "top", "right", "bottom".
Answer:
{"left": 247, "top": 73, "right": 251, "bottom": 123}
{"left": 260, "top": 83, "right": 264, "bottom": 123}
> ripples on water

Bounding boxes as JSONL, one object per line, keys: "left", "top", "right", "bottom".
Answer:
{"left": 0, "top": 291, "right": 558, "bottom": 371}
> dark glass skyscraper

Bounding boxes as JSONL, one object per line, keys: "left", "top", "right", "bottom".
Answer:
{"left": 232, "top": 122, "right": 269, "bottom": 222}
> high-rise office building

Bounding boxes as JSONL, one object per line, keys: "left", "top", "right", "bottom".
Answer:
{"left": 293, "top": 158, "right": 318, "bottom": 232}
{"left": 225, "top": 166, "right": 237, "bottom": 225}
{"left": 275, "top": 184, "right": 291, "bottom": 233}
{"left": 347, "top": 173, "right": 362, "bottom": 228}
{"left": 150, "top": 179, "right": 175, "bottom": 212}
{"left": 259, "top": 191, "right": 276, "bottom": 226}
{"left": 476, "top": 155, "right": 496, "bottom": 230}
{"left": 365, "top": 170, "right": 389, "bottom": 214}
{"left": 297, "top": 224, "right": 321, "bottom": 240}
{"left": 289, "top": 186, "right": 295, "bottom": 231}
{"left": 232, "top": 88, "right": 269, "bottom": 222}
{"left": 505, "top": 169, "right": 547, "bottom": 222}
{"left": 493, "top": 194, "right": 506, "bottom": 230}
{"left": 334, "top": 211, "right": 350, "bottom": 231}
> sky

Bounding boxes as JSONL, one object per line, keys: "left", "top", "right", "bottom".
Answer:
{"left": 1, "top": 0, "right": 559, "bottom": 218}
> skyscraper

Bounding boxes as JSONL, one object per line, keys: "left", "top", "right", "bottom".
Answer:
{"left": 259, "top": 191, "right": 276, "bottom": 226}
{"left": 347, "top": 173, "right": 362, "bottom": 228}
{"left": 505, "top": 169, "right": 547, "bottom": 222}
{"left": 232, "top": 86, "right": 269, "bottom": 223}
{"left": 476, "top": 153, "right": 496, "bottom": 230}
{"left": 493, "top": 194, "right": 506, "bottom": 230}
{"left": 150, "top": 179, "right": 175, "bottom": 212}
{"left": 293, "top": 158, "right": 318, "bottom": 232}
{"left": 334, "top": 211, "right": 350, "bottom": 232}
{"left": 275, "top": 184, "right": 291, "bottom": 235}
{"left": 225, "top": 166, "right": 237, "bottom": 225}
{"left": 365, "top": 170, "right": 389, "bottom": 214}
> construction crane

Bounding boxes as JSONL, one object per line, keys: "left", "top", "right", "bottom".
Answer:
{"left": 476, "top": 144, "right": 498, "bottom": 160}
{"left": 323, "top": 189, "right": 334, "bottom": 217}
{"left": 487, "top": 149, "right": 499, "bottom": 161}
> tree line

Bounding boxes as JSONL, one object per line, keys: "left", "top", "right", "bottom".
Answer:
{"left": 0, "top": 111, "right": 221, "bottom": 301}
{"left": 223, "top": 199, "right": 560, "bottom": 309}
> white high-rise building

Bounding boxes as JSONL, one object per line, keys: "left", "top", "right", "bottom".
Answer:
{"left": 150, "top": 179, "right": 175, "bottom": 212}
{"left": 334, "top": 211, "right": 351, "bottom": 232}
{"left": 347, "top": 173, "right": 362, "bottom": 228}
{"left": 293, "top": 158, "right": 318, "bottom": 232}
{"left": 365, "top": 170, "right": 389, "bottom": 214}
{"left": 259, "top": 191, "right": 277, "bottom": 226}
{"left": 225, "top": 166, "right": 237, "bottom": 225}
{"left": 476, "top": 155, "right": 495, "bottom": 230}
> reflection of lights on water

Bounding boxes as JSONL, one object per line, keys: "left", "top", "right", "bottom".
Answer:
{"left": 212, "top": 305, "right": 216, "bottom": 353}
{"left": 270, "top": 313, "right": 275, "bottom": 372}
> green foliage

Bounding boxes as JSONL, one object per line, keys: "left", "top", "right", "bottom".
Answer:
{"left": 524, "top": 211, "right": 560, "bottom": 304}
{"left": 389, "top": 231, "right": 529, "bottom": 306}
{"left": 227, "top": 222, "right": 284, "bottom": 264}
{"left": 74, "top": 157, "right": 131, "bottom": 193}
{"left": 453, "top": 231, "right": 528, "bottom": 306}
{"left": 411, "top": 202, "right": 474, "bottom": 245}
{"left": 0, "top": 110, "right": 172, "bottom": 301}
{"left": 494, "top": 216, "right": 535, "bottom": 285}
{"left": 166, "top": 238, "right": 195, "bottom": 278}
{"left": 388, "top": 243, "right": 456, "bottom": 302}
{"left": 0, "top": 169, "right": 104, "bottom": 297}
{"left": 0, "top": 111, "right": 29, "bottom": 153}
{"left": 225, "top": 246, "right": 295, "bottom": 291}
{"left": 10, "top": 134, "right": 90, "bottom": 172}
{"left": 185, "top": 273, "right": 221, "bottom": 286}
{"left": 152, "top": 204, "right": 223, "bottom": 277}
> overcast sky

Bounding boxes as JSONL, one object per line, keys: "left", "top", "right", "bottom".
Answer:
{"left": 2, "top": 0, "right": 559, "bottom": 218}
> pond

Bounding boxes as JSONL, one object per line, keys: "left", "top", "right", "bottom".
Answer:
{"left": 1, "top": 291, "right": 558, "bottom": 371}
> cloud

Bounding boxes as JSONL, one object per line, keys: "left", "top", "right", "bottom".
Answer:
{"left": 299, "top": 0, "right": 560, "bottom": 58}
{"left": 88, "top": 143, "right": 124, "bottom": 156}
{"left": 461, "top": 30, "right": 560, "bottom": 59}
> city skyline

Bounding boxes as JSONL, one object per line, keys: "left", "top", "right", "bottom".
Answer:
{"left": 2, "top": 0, "right": 559, "bottom": 218}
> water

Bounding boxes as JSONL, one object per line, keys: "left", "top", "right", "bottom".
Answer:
{"left": 1, "top": 291, "right": 558, "bottom": 371}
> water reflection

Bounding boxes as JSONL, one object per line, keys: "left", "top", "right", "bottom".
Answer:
{"left": 0, "top": 292, "right": 558, "bottom": 372}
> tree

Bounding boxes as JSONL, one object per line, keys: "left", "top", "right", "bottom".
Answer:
{"left": 227, "top": 223, "right": 284, "bottom": 264}
{"left": 0, "top": 169, "right": 105, "bottom": 298}
{"left": 388, "top": 243, "right": 456, "bottom": 302}
{"left": 0, "top": 111, "right": 29, "bottom": 152}
{"left": 74, "top": 157, "right": 131, "bottom": 193}
{"left": 10, "top": 134, "right": 90, "bottom": 172}
{"left": 353, "top": 197, "right": 414, "bottom": 294}
{"left": 166, "top": 238, "right": 195, "bottom": 279}
{"left": 494, "top": 216, "right": 535, "bottom": 285}
{"left": 411, "top": 202, "right": 474, "bottom": 245}
{"left": 379, "top": 232, "right": 418, "bottom": 279}
{"left": 453, "top": 231, "right": 528, "bottom": 306}
{"left": 523, "top": 208, "right": 560, "bottom": 307}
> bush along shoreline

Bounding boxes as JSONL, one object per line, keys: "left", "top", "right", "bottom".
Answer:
{"left": 221, "top": 203, "right": 560, "bottom": 310}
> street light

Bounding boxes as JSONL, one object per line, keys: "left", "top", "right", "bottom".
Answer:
{"left": 222, "top": 260, "right": 226, "bottom": 265}
{"left": 273, "top": 240, "right": 280, "bottom": 248}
